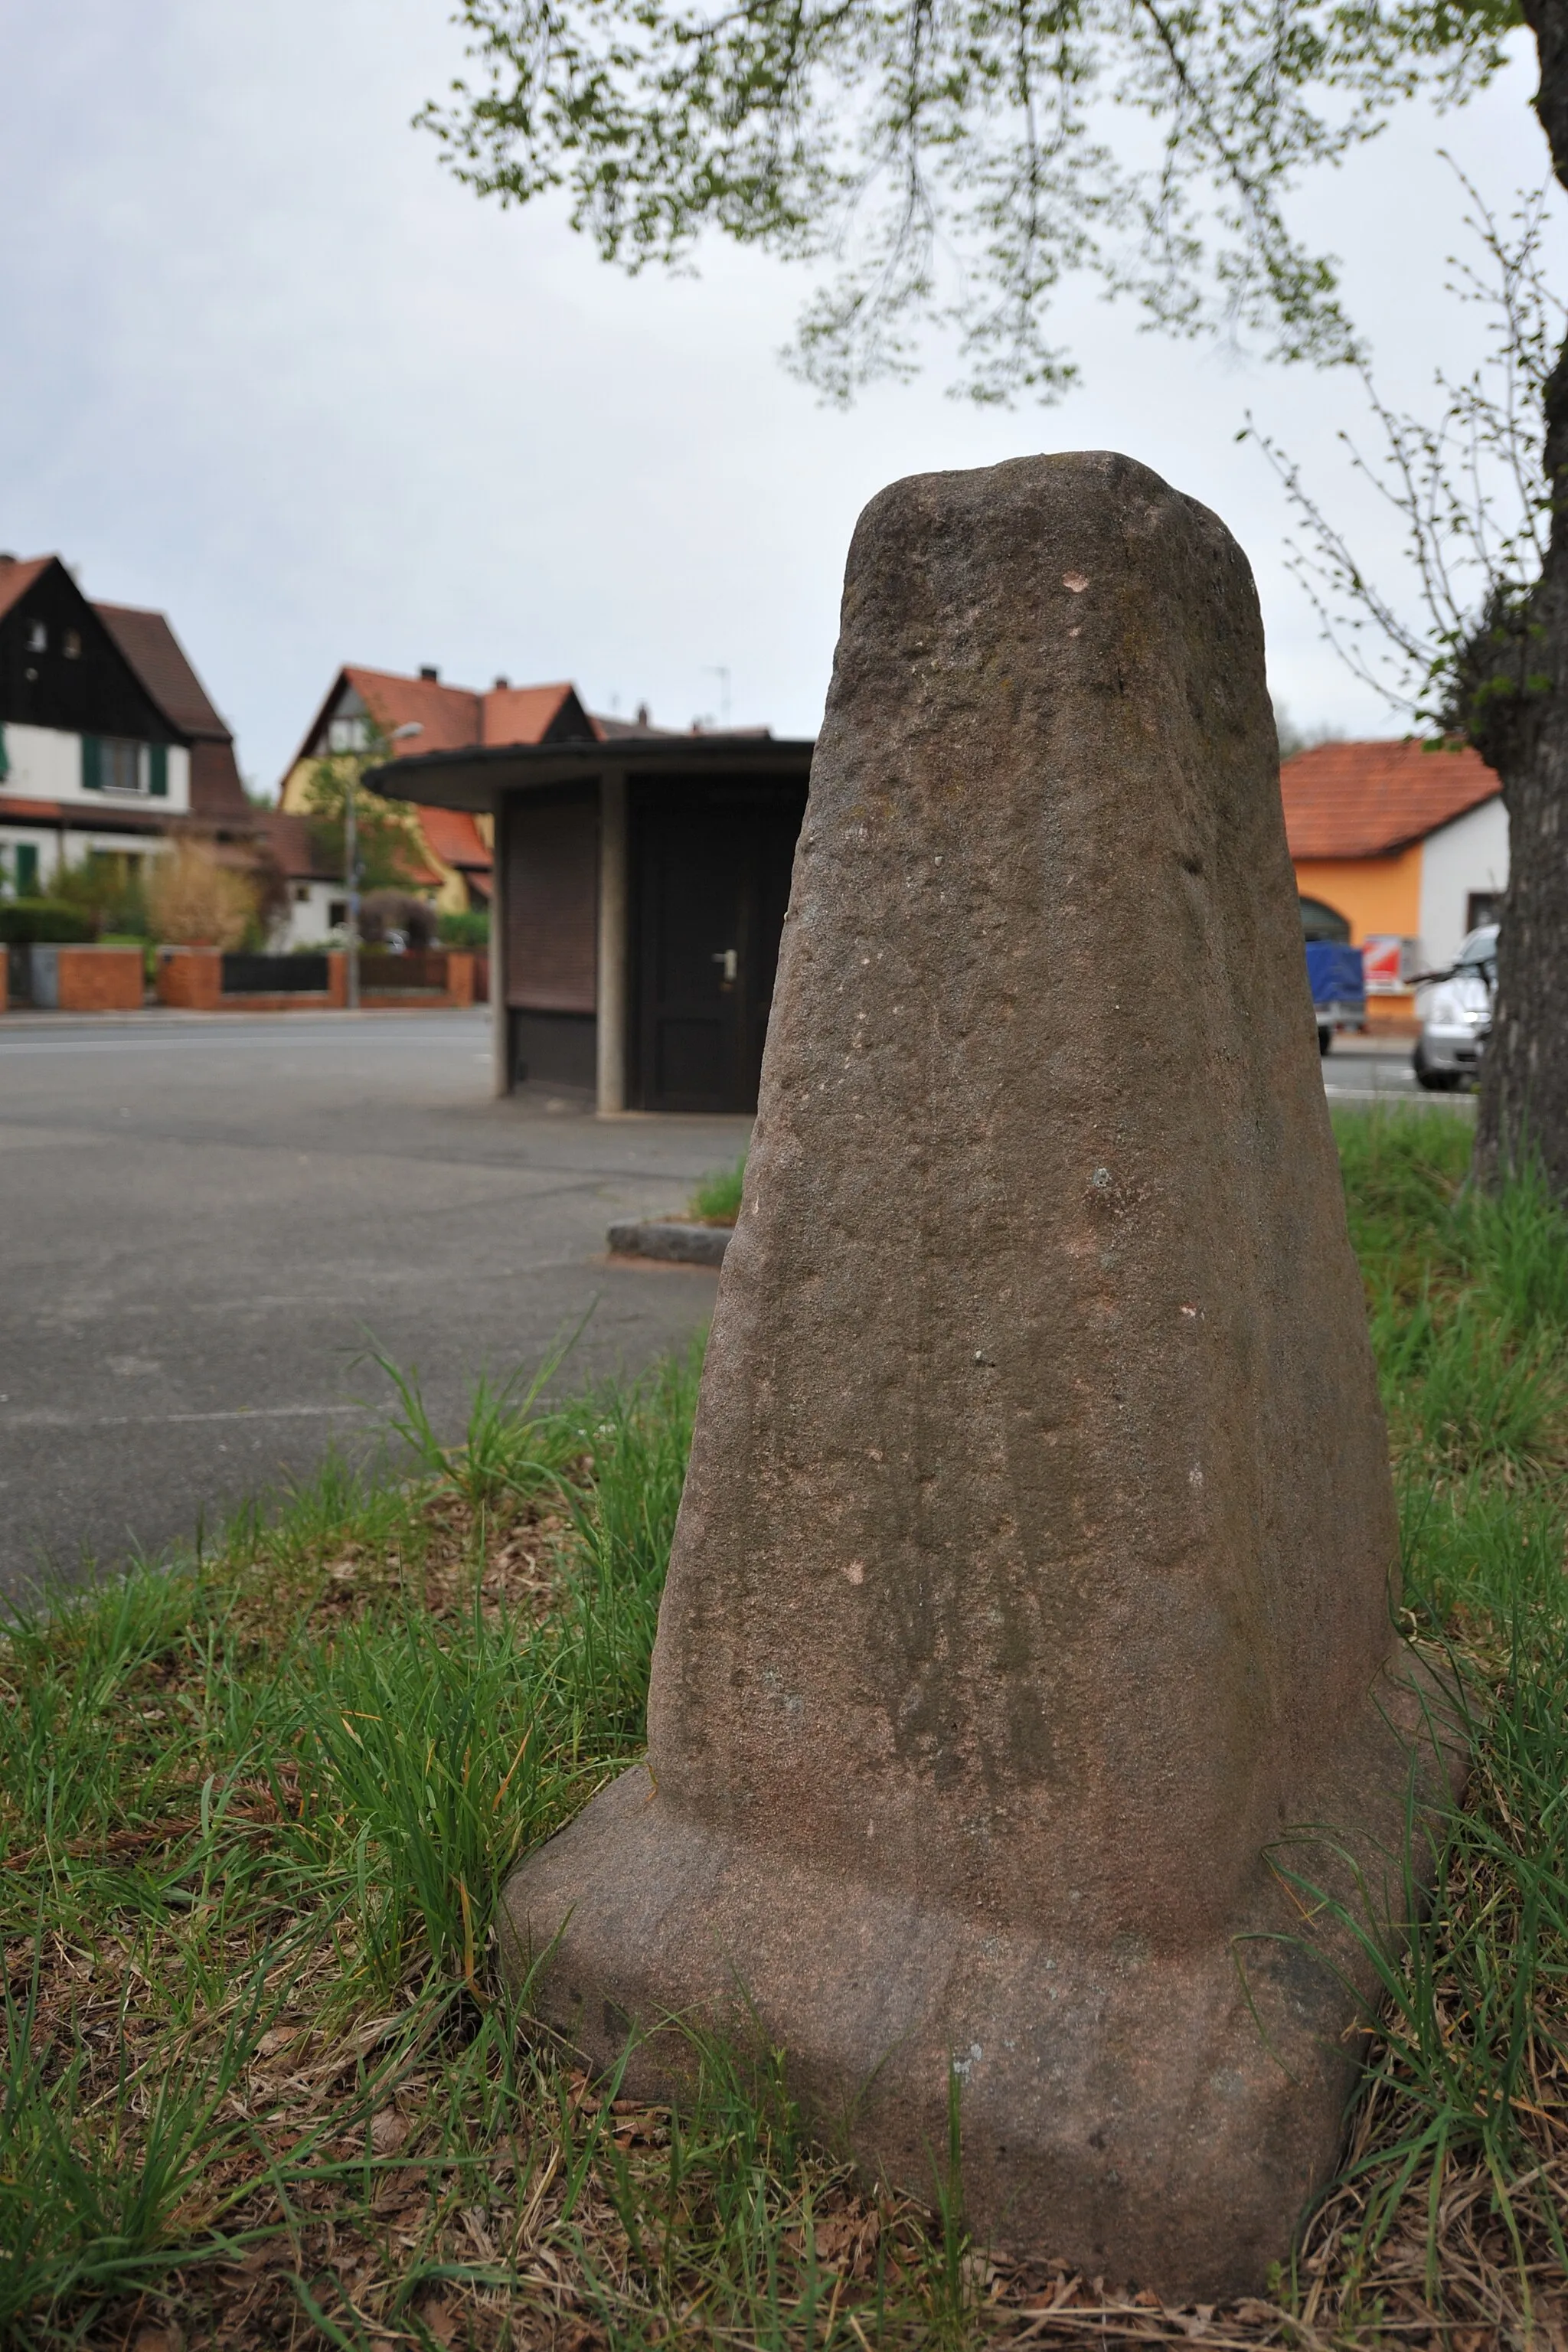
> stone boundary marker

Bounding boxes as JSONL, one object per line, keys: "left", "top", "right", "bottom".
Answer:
{"left": 502, "top": 452, "right": 1461, "bottom": 2298}
{"left": 606, "top": 1219, "right": 732, "bottom": 1266}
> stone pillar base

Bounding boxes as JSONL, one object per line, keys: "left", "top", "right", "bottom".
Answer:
{"left": 501, "top": 1663, "right": 1453, "bottom": 2301}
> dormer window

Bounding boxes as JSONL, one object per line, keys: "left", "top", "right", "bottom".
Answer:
{"left": 26, "top": 620, "right": 46, "bottom": 653}
{"left": 62, "top": 629, "right": 81, "bottom": 658}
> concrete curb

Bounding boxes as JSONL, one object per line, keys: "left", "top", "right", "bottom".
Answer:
{"left": 607, "top": 1220, "right": 731, "bottom": 1267}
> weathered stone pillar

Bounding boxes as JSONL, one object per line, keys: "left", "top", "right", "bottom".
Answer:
{"left": 500, "top": 454, "right": 1450, "bottom": 2296}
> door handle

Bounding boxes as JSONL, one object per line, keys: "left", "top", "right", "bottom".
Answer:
{"left": 712, "top": 949, "right": 738, "bottom": 983}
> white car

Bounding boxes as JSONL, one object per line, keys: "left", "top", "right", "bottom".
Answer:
{"left": 1413, "top": 924, "right": 1496, "bottom": 1092}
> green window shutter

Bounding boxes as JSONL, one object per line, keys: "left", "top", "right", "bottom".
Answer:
{"left": 149, "top": 744, "right": 168, "bottom": 798}
{"left": 81, "top": 735, "right": 103, "bottom": 791}
{"left": 0, "top": 721, "right": 8, "bottom": 782}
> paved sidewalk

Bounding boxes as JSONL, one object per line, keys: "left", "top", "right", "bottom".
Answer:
{"left": 0, "top": 1010, "right": 746, "bottom": 1601}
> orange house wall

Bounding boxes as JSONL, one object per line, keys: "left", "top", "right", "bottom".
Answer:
{"left": 1293, "top": 848, "right": 1426, "bottom": 1031}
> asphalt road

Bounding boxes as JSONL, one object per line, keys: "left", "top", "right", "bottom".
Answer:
{"left": 0, "top": 1009, "right": 747, "bottom": 1602}
{"left": 1321, "top": 1037, "right": 1478, "bottom": 1106}
{"left": 0, "top": 1011, "right": 1468, "bottom": 1604}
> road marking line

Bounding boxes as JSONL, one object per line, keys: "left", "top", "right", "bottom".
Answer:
{"left": 0, "top": 1403, "right": 373, "bottom": 1430}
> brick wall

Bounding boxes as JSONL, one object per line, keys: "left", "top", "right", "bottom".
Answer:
{"left": 57, "top": 947, "right": 144, "bottom": 1013}
{"left": 155, "top": 949, "right": 222, "bottom": 1011}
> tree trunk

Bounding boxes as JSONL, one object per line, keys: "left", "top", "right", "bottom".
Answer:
{"left": 1475, "top": 1, "right": 1568, "bottom": 1189}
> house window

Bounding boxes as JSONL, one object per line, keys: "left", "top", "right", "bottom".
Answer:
{"left": 82, "top": 738, "right": 170, "bottom": 798}
{"left": 328, "top": 715, "right": 368, "bottom": 753}
{"left": 15, "top": 843, "right": 38, "bottom": 893}
{"left": 1466, "top": 891, "right": 1503, "bottom": 934}
{"left": 26, "top": 620, "right": 46, "bottom": 653}
{"left": 62, "top": 629, "right": 81, "bottom": 659}
{"left": 103, "top": 740, "right": 144, "bottom": 794}
{"left": 328, "top": 899, "right": 348, "bottom": 927}
{"left": 294, "top": 884, "right": 309, "bottom": 903}
{"left": 1299, "top": 896, "right": 1351, "bottom": 942}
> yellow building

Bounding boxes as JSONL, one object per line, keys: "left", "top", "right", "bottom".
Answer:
{"left": 278, "top": 666, "right": 667, "bottom": 918}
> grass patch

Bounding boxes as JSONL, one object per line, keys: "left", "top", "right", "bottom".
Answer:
{"left": 687, "top": 1156, "right": 746, "bottom": 1225}
{"left": 5, "top": 1112, "right": 1568, "bottom": 2345}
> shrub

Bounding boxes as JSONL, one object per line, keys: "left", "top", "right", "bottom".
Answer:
{"left": 146, "top": 843, "right": 256, "bottom": 949}
{"left": 0, "top": 899, "right": 95, "bottom": 945}
{"left": 50, "top": 850, "right": 150, "bottom": 939}
{"left": 361, "top": 889, "right": 436, "bottom": 949}
{"left": 436, "top": 907, "right": 490, "bottom": 949}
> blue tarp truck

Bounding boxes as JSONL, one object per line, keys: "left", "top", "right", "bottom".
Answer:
{"left": 1306, "top": 941, "right": 1366, "bottom": 1057}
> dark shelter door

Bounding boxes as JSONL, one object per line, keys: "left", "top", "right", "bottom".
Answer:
{"left": 634, "top": 782, "right": 806, "bottom": 1112}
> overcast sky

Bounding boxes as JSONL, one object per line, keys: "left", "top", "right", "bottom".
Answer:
{"left": 1, "top": 4, "right": 1559, "bottom": 792}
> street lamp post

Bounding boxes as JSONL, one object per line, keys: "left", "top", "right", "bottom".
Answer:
{"left": 344, "top": 720, "right": 423, "bottom": 1013}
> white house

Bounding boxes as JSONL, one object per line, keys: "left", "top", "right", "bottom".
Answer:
{"left": 250, "top": 811, "right": 348, "bottom": 948}
{"left": 0, "top": 555, "right": 253, "bottom": 897}
{"left": 1416, "top": 792, "right": 1508, "bottom": 969}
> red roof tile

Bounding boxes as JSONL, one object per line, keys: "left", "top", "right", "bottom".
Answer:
{"left": 253, "top": 811, "right": 338, "bottom": 881}
{"left": 0, "top": 794, "right": 175, "bottom": 834}
{"left": 1282, "top": 740, "right": 1500, "bottom": 861}
{"left": 344, "top": 667, "right": 484, "bottom": 757}
{"left": 0, "top": 557, "right": 54, "bottom": 624}
{"left": 481, "top": 683, "right": 578, "bottom": 746}
{"left": 417, "top": 805, "right": 492, "bottom": 872}
{"left": 289, "top": 664, "right": 716, "bottom": 790}
{"left": 290, "top": 668, "right": 596, "bottom": 777}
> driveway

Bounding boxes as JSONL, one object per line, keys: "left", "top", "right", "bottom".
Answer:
{"left": 0, "top": 1008, "right": 746, "bottom": 1602}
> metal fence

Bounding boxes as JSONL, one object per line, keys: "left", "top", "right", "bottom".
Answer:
{"left": 220, "top": 953, "right": 331, "bottom": 995}
{"left": 358, "top": 951, "right": 447, "bottom": 991}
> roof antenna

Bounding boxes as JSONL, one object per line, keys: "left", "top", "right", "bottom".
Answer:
{"left": 704, "top": 665, "right": 732, "bottom": 727}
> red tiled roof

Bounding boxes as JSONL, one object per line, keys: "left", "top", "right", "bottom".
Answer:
{"left": 345, "top": 666, "right": 484, "bottom": 757}
{"left": 0, "top": 557, "right": 53, "bottom": 623}
{"left": 1282, "top": 739, "right": 1500, "bottom": 861}
{"left": 417, "top": 805, "right": 492, "bottom": 872}
{"left": 289, "top": 668, "right": 600, "bottom": 779}
{"left": 252, "top": 811, "right": 338, "bottom": 881}
{"left": 481, "top": 683, "right": 579, "bottom": 746}
{"left": 0, "top": 794, "right": 181, "bottom": 834}
{"left": 289, "top": 663, "right": 730, "bottom": 789}
{"left": 187, "top": 740, "right": 251, "bottom": 819}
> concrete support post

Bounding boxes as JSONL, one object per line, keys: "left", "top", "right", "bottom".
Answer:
{"left": 596, "top": 770, "right": 629, "bottom": 1115}
{"left": 491, "top": 797, "right": 510, "bottom": 1099}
